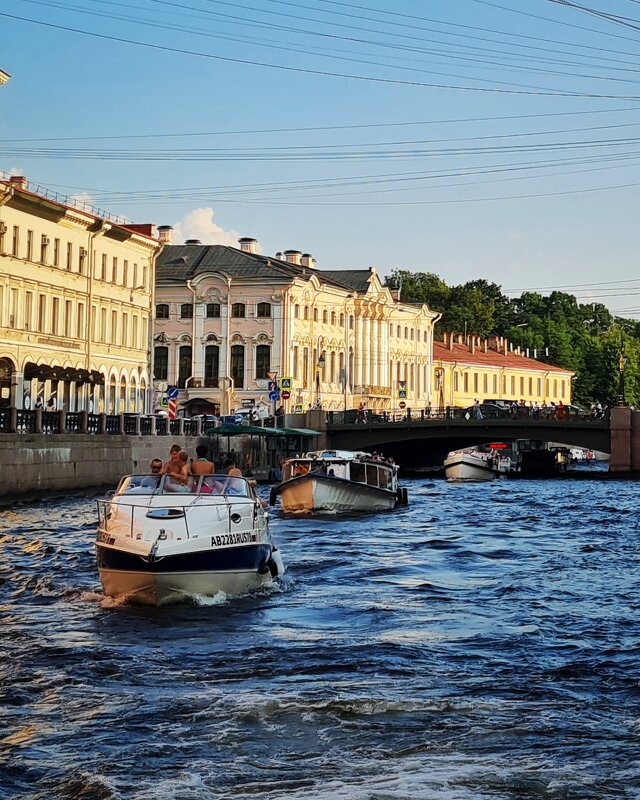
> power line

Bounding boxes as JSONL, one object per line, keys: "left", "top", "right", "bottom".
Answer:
{"left": 4, "top": 10, "right": 640, "bottom": 99}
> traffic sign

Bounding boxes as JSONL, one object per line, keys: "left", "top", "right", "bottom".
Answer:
{"left": 293, "top": 403, "right": 303, "bottom": 413}
{"left": 398, "top": 388, "right": 407, "bottom": 400}
{"left": 167, "top": 386, "right": 179, "bottom": 399}
{"left": 399, "top": 401, "right": 406, "bottom": 409}
{"left": 281, "top": 390, "right": 291, "bottom": 400}
{"left": 268, "top": 380, "right": 278, "bottom": 392}
{"left": 268, "top": 390, "right": 279, "bottom": 402}
{"left": 279, "top": 377, "right": 292, "bottom": 390}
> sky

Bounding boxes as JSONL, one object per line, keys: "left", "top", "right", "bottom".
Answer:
{"left": 2, "top": 0, "right": 640, "bottom": 314}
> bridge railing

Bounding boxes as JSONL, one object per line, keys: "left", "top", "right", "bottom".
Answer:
{"left": 328, "top": 406, "right": 610, "bottom": 426}
{"left": 0, "top": 409, "right": 206, "bottom": 436}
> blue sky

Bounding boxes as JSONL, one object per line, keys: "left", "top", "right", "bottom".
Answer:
{"left": 2, "top": 0, "right": 640, "bottom": 314}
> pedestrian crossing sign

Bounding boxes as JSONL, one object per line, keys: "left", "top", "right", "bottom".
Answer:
{"left": 279, "top": 377, "right": 292, "bottom": 390}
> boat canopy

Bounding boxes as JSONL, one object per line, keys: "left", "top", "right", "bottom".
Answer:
{"left": 116, "top": 474, "right": 252, "bottom": 497}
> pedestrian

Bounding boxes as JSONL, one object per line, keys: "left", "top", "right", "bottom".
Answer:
{"left": 191, "top": 444, "right": 214, "bottom": 476}
{"left": 473, "top": 399, "right": 483, "bottom": 420}
{"left": 46, "top": 396, "right": 56, "bottom": 411}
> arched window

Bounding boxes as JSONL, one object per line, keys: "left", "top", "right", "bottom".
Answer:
{"left": 154, "top": 346, "right": 168, "bottom": 381}
{"left": 294, "top": 304, "right": 300, "bottom": 318}
{"left": 205, "top": 345, "right": 220, "bottom": 387}
{"left": 404, "top": 327, "right": 408, "bottom": 339}
{"left": 155, "top": 303, "right": 169, "bottom": 319}
{"left": 410, "top": 329, "right": 414, "bottom": 341}
{"left": 180, "top": 303, "right": 193, "bottom": 319}
{"left": 231, "top": 344, "right": 245, "bottom": 388}
{"left": 304, "top": 306, "right": 309, "bottom": 320}
{"left": 339, "top": 313, "right": 344, "bottom": 327}
{"left": 119, "top": 377, "right": 127, "bottom": 413}
{"left": 231, "top": 303, "right": 245, "bottom": 318}
{"left": 349, "top": 315, "right": 354, "bottom": 330}
{"left": 323, "top": 310, "right": 328, "bottom": 324}
{"left": 390, "top": 323, "right": 394, "bottom": 336}
{"left": 255, "top": 344, "right": 271, "bottom": 379}
{"left": 397, "top": 325, "right": 401, "bottom": 337}
{"left": 313, "top": 308, "right": 318, "bottom": 322}
{"left": 178, "top": 345, "right": 192, "bottom": 388}
{"left": 256, "top": 302, "right": 271, "bottom": 318}
{"left": 206, "top": 303, "right": 220, "bottom": 318}
{"left": 331, "top": 311, "right": 336, "bottom": 325}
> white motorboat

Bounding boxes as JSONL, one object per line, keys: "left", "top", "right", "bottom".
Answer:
{"left": 444, "top": 444, "right": 512, "bottom": 482}
{"left": 95, "top": 473, "right": 284, "bottom": 605}
{"left": 269, "top": 450, "right": 408, "bottom": 514}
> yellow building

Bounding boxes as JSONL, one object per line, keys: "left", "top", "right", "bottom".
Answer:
{"left": 0, "top": 174, "right": 162, "bottom": 412}
{"left": 154, "top": 237, "right": 440, "bottom": 414}
{"left": 433, "top": 333, "right": 574, "bottom": 409}
{"left": 0, "top": 69, "right": 10, "bottom": 86}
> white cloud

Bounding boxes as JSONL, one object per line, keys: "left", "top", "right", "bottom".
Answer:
{"left": 173, "top": 207, "right": 241, "bottom": 247}
{"left": 7, "top": 166, "right": 24, "bottom": 176}
{"left": 69, "top": 191, "right": 94, "bottom": 210}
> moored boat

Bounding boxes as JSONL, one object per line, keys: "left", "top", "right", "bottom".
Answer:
{"left": 444, "top": 443, "right": 512, "bottom": 482}
{"left": 96, "top": 473, "right": 284, "bottom": 605}
{"left": 270, "top": 450, "right": 408, "bottom": 514}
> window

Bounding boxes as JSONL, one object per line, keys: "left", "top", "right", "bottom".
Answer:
{"left": 294, "top": 304, "right": 299, "bottom": 318}
{"left": 410, "top": 329, "right": 414, "bottom": 341}
{"left": 77, "top": 303, "right": 85, "bottom": 339}
{"left": 132, "top": 316, "right": 138, "bottom": 349}
{"left": 529, "top": 377, "right": 533, "bottom": 395}
{"left": 0, "top": 223, "right": 5, "bottom": 253}
{"left": 454, "top": 372, "right": 459, "bottom": 392}
{"left": 349, "top": 315, "right": 354, "bottom": 330}
{"left": 154, "top": 346, "right": 168, "bottom": 381}
{"left": 40, "top": 234, "right": 49, "bottom": 264}
{"left": 230, "top": 344, "right": 245, "bottom": 388}
{"left": 112, "top": 257, "right": 118, "bottom": 283}
{"left": 180, "top": 303, "right": 193, "bottom": 319}
{"left": 255, "top": 344, "right": 271, "bottom": 379}
{"left": 483, "top": 374, "right": 488, "bottom": 393}
{"left": 24, "top": 292, "right": 33, "bottom": 331}
{"left": 463, "top": 372, "right": 469, "bottom": 393}
{"left": 561, "top": 380, "right": 565, "bottom": 399}
{"left": 397, "top": 325, "right": 401, "bottom": 337}
{"left": 331, "top": 311, "right": 336, "bottom": 325}
{"left": 53, "top": 238, "right": 60, "bottom": 267}
{"left": 493, "top": 375, "right": 498, "bottom": 394}
{"left": 9, "top": 288, "right": 18, "bottom": 328}
{"left": 155, "top": 303, "right": 169, "bottom": 319}
{"left": 404, "top": 327, "right": 408, "bottom": 340}
{"left": 302, "top": 347, "right": 309, "bottom": 388}
{"left": 101, "top": 308, "right": 107, "bottom": 342}
{"left": 111, "top": 310, "right": 118, "bottom": 342}
{"left": 330, "top": 351, "right": 336, "bottom": 383}
{"left": 313, "top": 308, "right": 318, "bottom": 322}
{"left": 511, "top": 376, "right": 515, "bottom": 395}
{"left": 65, "top": 300, "right": 72, "bottom": 338}
{"left": 26, "top": 230, "right": 33, "bottom": 261}
{"left": 122, "top": 313, "right": 128, "bottom": 347}
{"left": 293, "top": 345, "right": 299, "bottom": 379}
{"left": 51, "top": 297, "right": 59, "bottom": 335}
{"left": 123, "top": 260, "right": 129, "bottom": 287}
{"left": 340, "top": 313, "right": 344, "bottom": 327}
{"left": 178, "top": 345, "right": 192, "bottom": 388}
{"left": 133, "top": 262, "right": 138, "bottom": 286}
{"left": 38, "top": 295, "right": 46, "bottom": 332}
{"left": 322, "top": 310, "right": 328, "bottom": 324}
{"left": 79, "top": 247, "right": 87, "bottom": 274}
{"left": 67, "top": 242, "right": 73, "bottom": 271}
{"left": 256, "top": 302, "right": 271, "bottom": 318}
{"left": 205, "top": 345, "right": 220, "bottom": 386}
{"left": 206, "top": 303, "right": 220, "bottom": 318}
{"left": 553, "top": 378, "right": 558, "bottom": 397}
{"left": 12, "top": 226, "right": 19, "bottom": 257}
{"left": 304, "top": 306, "right": 309, "bottom": 320}
{"left": 520, "top": 376, "right": 525, "bottom": 395}
{"left": 339, "top": 352, "right": 344, "bottom": 384}
{"left": 473, "top": 373, "right": 478, "bottom": 393}
{"left": 231, "top": 303, "right": 246, "bottom": 319}
{"left": 537, "top": 377, "right": 542, "bottom": 397}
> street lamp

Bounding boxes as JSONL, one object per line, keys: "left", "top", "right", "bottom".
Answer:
{"left": 316, "top": 352, "right": 326, "bottom": 409}
{"left": 618, "top": 336, "right": 627, "bottom": 406}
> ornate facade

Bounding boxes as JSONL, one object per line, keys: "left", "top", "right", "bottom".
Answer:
{"left": 0, "top": 174, "right": 161, "bottom": 412}
{"left": 154, "top": 236, "right": 440, "bottom": 415}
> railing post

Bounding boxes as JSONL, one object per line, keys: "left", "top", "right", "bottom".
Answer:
{"left": 58, "top": 410, "right": 67, "bottom": 434}
{"left": 150, "top": 415, "right": 157, "bottom": 436}
{"left": 177, "top": 418, "right": 185, "bottom": 436}
{"left": 80, "top": 410, "right": 89, "bottom": 434}
{"left": 134, "top": 414, "right": 141, "bottom": 436}
{"left": 99, "top": 413, "right": 107, "bottom": 435}
{"left": 195, "top": 418, "right": 203, "bottom": 436}
{"left": 118, "top": 413, "right": 125, "bottom": 435}
{"left": 34, "top": 407, "right": 43, "bottom": 434}
{"left": 9, "top": 406, "right": 17, "bottom": 433}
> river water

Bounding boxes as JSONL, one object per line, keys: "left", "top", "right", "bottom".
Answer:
{"left": 1, "top": 477, "right": 639, "bottom": 800}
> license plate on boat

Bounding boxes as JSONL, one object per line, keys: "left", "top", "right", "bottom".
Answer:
{"left": 211, "top": 532, "right": 257, "bottom": 547}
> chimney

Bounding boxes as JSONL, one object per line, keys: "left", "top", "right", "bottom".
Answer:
{"left": 301, "top": 253, "right": 316, "bottom": 269}
{"left": 9, "top": 175, "right": 27, "bottom": 190}
{"left": 449, "top": 334, "right": 454, "bottom": 351}
{"left": 471, "top": 338, "right": 475, "bottom": 355}
{"left": 238, "top": 237, "right": 258, "bottom": 254}
{"left": 185, "top": 239, "right": 202, "bottom": 246}
{"left": 275, "top": 251, "right": 283, "bottom": 260}
{"left": 483, "top": 339, "right": 488, "bottom": 353}
{"left": 283, "top": 249, "right": 302, "bottom": 265}
{"left": 157, "top": 225, "right": 173, "bottom": 245}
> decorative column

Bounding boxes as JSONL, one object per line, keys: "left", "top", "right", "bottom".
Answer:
{"left": 193, "top": 298, "right": 205, "bottom": 380}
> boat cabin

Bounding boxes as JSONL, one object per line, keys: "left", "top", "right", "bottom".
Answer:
{"left": 282, "top": 451, "right": 397, "bottom": 492}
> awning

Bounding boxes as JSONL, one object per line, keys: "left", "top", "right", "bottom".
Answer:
{"left": 276, "top": 427, "right": 322, "bottom": 437}
{"left": 23, "top": 363, "right": 104, "bottom": 385}
{"left": 210, "top": 424, "right": 281, "bottom": 436}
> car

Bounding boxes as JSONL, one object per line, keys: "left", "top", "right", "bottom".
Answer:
{"left": 463, "top": 402, "right": 510, "bottom": 419}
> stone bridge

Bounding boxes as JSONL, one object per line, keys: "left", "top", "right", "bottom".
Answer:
{"left": 305, "top": 407, "right": 640, "bottom": 473}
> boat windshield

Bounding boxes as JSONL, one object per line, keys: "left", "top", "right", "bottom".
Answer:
{"left": 116, "top": 474, "right": 251, "bottom": 497}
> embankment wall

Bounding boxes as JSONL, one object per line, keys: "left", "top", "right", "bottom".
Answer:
{"left": 0, "top": 435, "right": 200, "bottom": 497}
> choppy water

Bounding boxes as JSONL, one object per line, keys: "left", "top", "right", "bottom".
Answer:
{"left": 1, "top": 478, "right": 639, "bottom": 800}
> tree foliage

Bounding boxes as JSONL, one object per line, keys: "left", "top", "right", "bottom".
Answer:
{"left": 386, "top": 269, "right": 634, "bottom": 406}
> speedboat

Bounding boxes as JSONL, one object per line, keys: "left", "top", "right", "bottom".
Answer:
{"left": 269, "top": 450, "right": 408, "bottom": 514}
{"left": 444, "top": 443, "right": 512, "bottom": 482}
{"left": 95, "top": 473, "right": 284, "bottom": 605}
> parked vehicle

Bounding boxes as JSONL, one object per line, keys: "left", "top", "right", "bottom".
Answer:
{"left": 464, "top": 403, "right": 510, "bottom": 419}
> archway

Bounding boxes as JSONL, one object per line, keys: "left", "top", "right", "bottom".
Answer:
{"left": 0, "top": 358, "right": 14, "bottom": 407}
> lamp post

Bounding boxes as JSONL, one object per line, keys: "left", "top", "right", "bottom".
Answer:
{"left": 316, "top": 352, "right": 325, "bottom": 409}
{"left": 618, "top": 335, "right": 627, "bottom": 406}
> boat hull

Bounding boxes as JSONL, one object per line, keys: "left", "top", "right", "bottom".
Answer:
{"left": 278, "top": 474, "right": 398, "bottom": 514}
{"left": 444, "top": 454, "right": 497, "bottom": 482}
{"left": 97, "top": 542, "right": 275, "bottom": 605}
